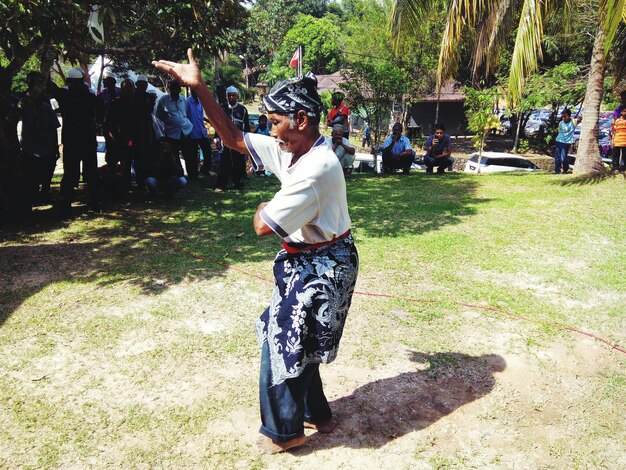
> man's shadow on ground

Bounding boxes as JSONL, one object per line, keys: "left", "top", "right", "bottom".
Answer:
{"left": 296, "top": 351, "right": 506, "bottom": 453}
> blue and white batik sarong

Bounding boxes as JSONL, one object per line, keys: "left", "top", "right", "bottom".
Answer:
{"left": 255, "top": 235, "right": 359, "bottom": 385}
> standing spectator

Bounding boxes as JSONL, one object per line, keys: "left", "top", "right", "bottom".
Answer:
{"left": 107, "top": 78, "right": 140, "bottom": 188}
{"left": 133, "top": 74, "right": 158, "bottom": 184}
{"left": 424, "top": 123, "right": 454, "bottom": 174}
{"left": 48, "top": 68, "right": 102, "bottom": 217}
{"left": 216, "top": 86, "right": 250, "bottom": 191}
{"left": 155, "top": 80, "right": 193, "bottom": 177}
{"left": 382, "top": 122, "right": 414, "bottom": 174}
{"left": 327, "top": 91, "right": 350, "bottom": 139}
{"left": 98, "top": 70, "right": 120, "bottom": 167}
{"left": 327, "top": 124, "right": 356, "bottom": 177}
{"left": 254, "top": 115, "right": 271, "bottom": 176}
{"left": 20, "top": 71, "right": 60, "bottom": 204}
{"left": 611, "top": 107, "right": 626, "bottom": 171}
{"left": 554, "top": 109, "right": 581, "bottom": 174}
{"left": 183, "top": 88, "right": 211, "bottom": 180}
{"left": 362, "top": 121, "right": 371, "bottom": 148}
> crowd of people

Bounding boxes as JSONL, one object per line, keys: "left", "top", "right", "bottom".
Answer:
{"left": 46, "top": 67, "right": 626, "bottom": 222}
{"left": 17, "top": 68, "right": 460, "bottom": 220}
{"left": 17, "top": 68, "right": 282, "bottom": 218}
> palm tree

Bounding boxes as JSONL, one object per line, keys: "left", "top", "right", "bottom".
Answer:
{"left": 390, "top": 0, "right": 626, "bottom": 174}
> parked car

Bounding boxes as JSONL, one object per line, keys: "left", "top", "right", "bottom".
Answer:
{"left": 464, "top": 152, "right": 539, "bottom": 174}
{"left": 524, "top": 109, "right": 556, "bottom": 136}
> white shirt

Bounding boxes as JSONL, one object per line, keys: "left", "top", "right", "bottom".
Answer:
{"left": 244, "top": 133, "right": 351, "bottom": 244}
{"left": 325, "top": 136, "right": 355, "bottom": 160}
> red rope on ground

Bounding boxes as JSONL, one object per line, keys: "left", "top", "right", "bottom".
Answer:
{"left": 162, "top": 235, "right": 626, "bottom": 355}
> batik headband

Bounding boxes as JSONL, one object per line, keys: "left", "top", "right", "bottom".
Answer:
{"left": 261, "top": 72, "right": 324, "bottom": 116}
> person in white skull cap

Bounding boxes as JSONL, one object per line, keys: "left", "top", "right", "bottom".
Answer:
{"left": 48, "top": 68, "right": 103, "bottom": 217}
{"left": 214, "top": 85, "right": 250, "bottom": 190}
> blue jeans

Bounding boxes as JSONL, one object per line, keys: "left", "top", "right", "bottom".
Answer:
{"left": 145, "top": 175, "right": 187, "bottom": 194}
{"left": 259, "top": 341, "right": 332, "bottom": 442}
{"left": 424, "top": 155, "right": 454, "bottom": 173}
{"left": 554, "top": 141, "right": 570, "bottom": 174}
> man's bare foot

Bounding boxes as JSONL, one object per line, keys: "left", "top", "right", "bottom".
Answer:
{"left": 303, "top": 419, "right": 335, "bottom": 434}
{"left": 257, "top": 435, "right": 307, "bottom": 454}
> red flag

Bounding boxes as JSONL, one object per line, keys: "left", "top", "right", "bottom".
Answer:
{"left": 289, "top": 48, "right": 300, "bottom": 68}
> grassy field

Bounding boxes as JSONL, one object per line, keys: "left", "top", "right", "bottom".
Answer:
{"left": 1, "top": 170, "right": 625, "bottom": 469}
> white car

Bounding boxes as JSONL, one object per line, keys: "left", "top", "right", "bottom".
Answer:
{"left": 464, "top": 152, "right": 539, "bottom": 174}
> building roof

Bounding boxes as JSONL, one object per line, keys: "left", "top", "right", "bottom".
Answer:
{"left": 315, "top": 71, "right": 346, "bottom": 94}
{"left": 419, "top": 82, "right": 465, "bottom": 102}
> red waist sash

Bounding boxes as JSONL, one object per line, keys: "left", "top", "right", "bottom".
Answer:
{"left": 282, "top": 230, "right": 351, "bottom": 254}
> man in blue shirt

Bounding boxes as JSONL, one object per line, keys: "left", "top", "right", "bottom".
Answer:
{"left": 424, "top": 123, "right": 454, "bottom": 174}
{"left": 362, "top": 121, "right": 371, "bottom": 148}
{"left": 382, "top": 122, "right": 414, "bottom": 174}
{"left": 184, "top": 88, "right": 211, "bottom": 179}
{"left": 155, "top": 80, "right": 193, "bottom": 177}
{"left": 255, "top": 114, "right": 270, "bottom": 136}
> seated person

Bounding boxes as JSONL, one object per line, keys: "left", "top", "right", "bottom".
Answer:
{"left": 144, "top": 139, "right": 188, "bottom": 198}
{"left": 326, "top": 124, "right": 356, "bottom": 177}
{"left": 424, "top": 123, "right": 454, "bottom": 173}
{"left": 98, "top": 162, "right": 129, "bottom": 200}
{"left": 381, "top": 122, "right": 414, "bottom": 174}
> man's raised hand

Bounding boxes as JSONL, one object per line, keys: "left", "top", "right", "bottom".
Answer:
{"left": 152, "top": 48, "right": 204, "bottom": 90}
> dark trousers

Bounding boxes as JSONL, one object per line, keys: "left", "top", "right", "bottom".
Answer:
{"left": 164, "top": 136, "right": 188, "bottom": 178}
{"left": 29, "top": 153, "right": 57, "bottom": 194}
{"left": 612, "top": 146, "right": 626, "bottom": 170}
{"left": 60, "top": 139, "right": 100, "bottom": 204}
{"left": 382, "top": 152, "right": 414, "bottom": 172}
{"left": 183, "top": 137, "right": 212, "bottom": 179}
{"left": 259, "top": 341, "right": 332, "bottom": 442}
{"left": 424, "top": 155, "right": 454, "bottom": 173}
{"left": 216, "top": 148, "right": 245, "bottom": 189}
{"left": 104, "top": 134, "right": 116, "bottom": 167}
{"left": 554, "top": 141, "right": 570, "bottom": 174}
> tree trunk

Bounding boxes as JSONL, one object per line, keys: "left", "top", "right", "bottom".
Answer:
{"left": 0, "top": 37, "right": 46, "bottom": 221}
{"left": 513, "top": 111, "right": 522, "bottom": 152}
{"left": 0, "top": 86, "right": 30, "bottom": 221}
{"left": 575, "top": 15, "right": 606, "bottom": 175}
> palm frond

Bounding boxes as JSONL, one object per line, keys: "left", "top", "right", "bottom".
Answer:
{"left": 471, "top": 0, "right": 517, "bottom": 79}
{"left": 602, "top": 0, "right": 626, "bottom": 51}
{"left": 507, "top": 0, "right": 549, "bottom": 105}
{"left": 436, "top": 0, "right": 502, "bottom": 93}
{"left": 610, "top": 23, "right": 626, "bottom": 83}
{"left": 562, "top": 0, "right": 575, "bottom": 34}
{"left": 389, "top": 0, "right": 438, "bottom": 50}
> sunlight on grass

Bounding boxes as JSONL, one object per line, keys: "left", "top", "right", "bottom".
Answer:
{"left": 1, "top": 172, "right": 624, "bottom": 467}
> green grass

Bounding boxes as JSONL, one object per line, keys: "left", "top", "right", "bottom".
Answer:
{"left": 1, "top": 171, "right": 625, "bottom": 468}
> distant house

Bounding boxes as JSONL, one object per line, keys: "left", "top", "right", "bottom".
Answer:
{"left": 409, "top": 82, "right": 467, "bottom": 136}
{"left": 315, "top": 71, "right": 346, "bottom": 94}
